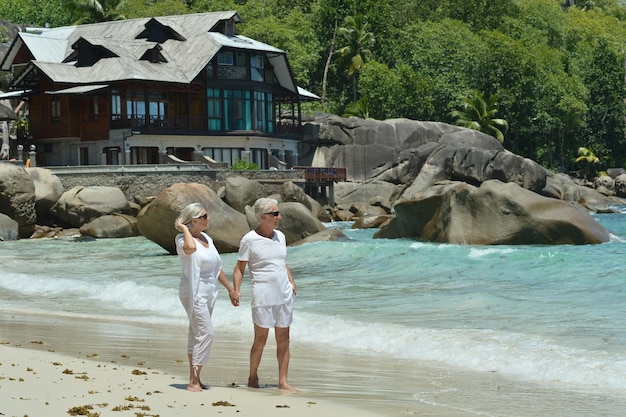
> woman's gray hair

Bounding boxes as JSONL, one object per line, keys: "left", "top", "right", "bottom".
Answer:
{"left": 253, "top": 197, "right": 278, "bottom": 221}
{"left": 175, "top": 202, "right": 204, "bottom": 229}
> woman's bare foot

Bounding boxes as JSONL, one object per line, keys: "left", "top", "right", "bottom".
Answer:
{"left": 187, "top": 382, "right": 203, "bottom": 392}
{"left": 278, "top": 383, "right": 299, "bottom": 393}
{"left": 247, "top": 377, "right": 260, "bottom": 388}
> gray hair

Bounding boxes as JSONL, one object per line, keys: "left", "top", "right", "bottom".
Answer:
{"left": 253, "top": 197, "right": 278, "bottom": 221}
{"left": 175, "top": 203, "right": 204, "bottom": 229}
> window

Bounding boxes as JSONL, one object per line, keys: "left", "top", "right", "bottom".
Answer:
{"left": 148, "top": 92, "right": 167, "bottom": 126}
{"left": 127, "top": 92, "right": 146, "bottom": 127}
{"left": 111, "top": 92, "right": 122, "bottom": 120}
{"left": 207, "top": 88, "right": 222, "bottom": 130}
{"left": 217, "top": 51, "right": 233, "bottom": 65}
{"left": 251, "top": 55, "right": 264, "bottom": 82}
{"left": 51, "top": 97, "right": 61, "bottom": 123}
{"left": 224, "top": 90, "right": 251, "bottom": 131}
{"left": 89, "top": 96, "right": 99, "bottom": 122}
{"left": 205, "top": 147, "right": 243, "bottom": 166}
{"left": 78, "top": 147, "right": 89, "bottom": 165}
{"left": 254, "top": 91, "right": 266, "bottom": 131}
{"left": 217, "top": 50, "right": 247, "bottom": 79}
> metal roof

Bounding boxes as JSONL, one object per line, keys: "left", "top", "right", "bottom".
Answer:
{"left": 2, "top": 11, "right": 302, "bottom": 96}
{"left": 46, "top": 85, "right": 108, "bottom": 95}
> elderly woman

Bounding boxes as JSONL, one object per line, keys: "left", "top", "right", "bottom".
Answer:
{"left": 175, "top": 203, "right": 237, "bottom": 392}
{"left": 232, "top": 197, "right": 298, "bottom": 392}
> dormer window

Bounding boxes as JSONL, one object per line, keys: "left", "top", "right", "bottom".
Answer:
{"left": 136, "top": 18, "right": 186, "bottom": 43}
{"left": 211, "top": 18, "right": 238, "bottom": 36}
{"left": 65, "top": 38, "right": 118, "bottom": 67}
{"left": 140, "top": 45, "right": 167, "bottom": 64}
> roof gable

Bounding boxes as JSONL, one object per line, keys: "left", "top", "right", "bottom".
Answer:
{"left": 136, "top": 17, "right": 186, "bottom": 43}
{"left": 3, "top": 11, "right": 298, "bottom": 95}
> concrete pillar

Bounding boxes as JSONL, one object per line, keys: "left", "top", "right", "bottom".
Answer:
{"left": 28, "top": 145, "right": 36, "bottom": 167}
{"left": 159, "top": 148, "right": 168, "bottom": 164}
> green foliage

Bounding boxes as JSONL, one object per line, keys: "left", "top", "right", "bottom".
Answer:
{"left": 342, "top": 96, "right": 371, "bottom": 119}
{"left": 576, "top": 146, "right": 600, "bottom": 180}
{"left": 231, "top": 159, "right": 260, "bottom": 171}
{"left": 122, "top": 0, "right": 190, "bottom": 18}
{"left": 449, "top": 91, "right": 509, "bottom": 143}
{"left": 2, "top": 0, "right": 626, "bottom": 173}
{"left": 63, "top": 0, "right": 127, "bottom": 24}
{"left": 0, "top": 26, "right": 8, "bottom": 43}
{"left": 0, "top": 0, "right": 77, "bottom": 26}
{"left": 238, "top": 11, "right": 321, "bottom": 87}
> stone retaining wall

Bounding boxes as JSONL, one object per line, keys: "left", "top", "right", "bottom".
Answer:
{"left": 53, "top": 169, "right": 305, "bottom": 203}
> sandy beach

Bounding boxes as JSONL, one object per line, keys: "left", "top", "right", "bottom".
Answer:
{"left": 0, "top": 312, "right": 428, "bottom": 417}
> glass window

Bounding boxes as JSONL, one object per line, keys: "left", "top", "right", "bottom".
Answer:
{"left": 89, "top": 96, "right": 99, "bottom": 122}
{"left": 217, "top": 51, "right": 233, "bottom": 65}
{"left": 224, "top": 89, "right": 251, "bottom": 130}
{"left": 51, "top": 97, "right": 61, "bottom": 123}
{"left": 207, "top": 88, "right": 222, "bottom": 130}
{"left": 111, "top": 92, "right": 121, "bottom": 120}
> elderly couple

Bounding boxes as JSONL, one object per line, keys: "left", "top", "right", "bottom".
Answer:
{"left": 174, "top": 198, "right": 297, "bottom": 393}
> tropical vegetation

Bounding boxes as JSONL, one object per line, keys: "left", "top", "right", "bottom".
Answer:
{"left": 1, "top": 0, "right": 626, "bottom": 175}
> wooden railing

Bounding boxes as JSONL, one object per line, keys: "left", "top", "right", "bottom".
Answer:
{"left": 294, "top": 166, "right": 347, "bottom": 183}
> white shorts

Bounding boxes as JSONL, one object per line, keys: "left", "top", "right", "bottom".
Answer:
{"left": 252, "top": 297, "right": 294, "bottom": 329}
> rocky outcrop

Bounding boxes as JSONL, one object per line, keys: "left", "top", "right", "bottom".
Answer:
{"left": 0, "top": 163, "right": 36, "bottom": 237}
{"left": 79, "top": 214, "right": 139, "bottom": 238}
{"left": 50, "top": 186, "right": 132, "bottom": 227}
{"left": 137, "top": 182, "right": 249, "bottom": 254}
{"left": 374, "top": 180, "right": 610, "bottom": 245}
{"left": 221, "top": 176, "right": 265, "bottom": 214}
{"left": 305, "top": 114, "right": 619, "bottom": 244}
{"left": 0, "top": 212, "right": 19, "bottom": 241}
{"left": 27, "top": 167, "right": 64, "bottom": 219}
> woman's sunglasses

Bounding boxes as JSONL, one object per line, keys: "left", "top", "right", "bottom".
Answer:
{"left": 263, "top": 211, "right": 280, "bottom": 217}
{"left": 194, "top": 213, "right": 208, "bottom": 220}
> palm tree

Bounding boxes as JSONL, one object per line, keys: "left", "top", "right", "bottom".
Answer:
{"left": 336, "top": 15, "right": 375, "bottom": 103}
{"left": 449, "top": 91, "right": 509, "bottom": 143}
{"left": 64, "top": 0, "right": 126, "bottom": 24}
{"left": 575, "top": 146, "right": 599, "bottom": 180}
{"left": 342, "top": 96, "right": 371, "bottom": 119}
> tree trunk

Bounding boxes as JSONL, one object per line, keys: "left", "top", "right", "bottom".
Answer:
{"left": 321, "top": 21, "right": 338, "bottom": 110}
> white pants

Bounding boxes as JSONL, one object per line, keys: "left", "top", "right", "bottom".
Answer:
{"left": 180, "top": 295, "right": 215, "bottom": 366}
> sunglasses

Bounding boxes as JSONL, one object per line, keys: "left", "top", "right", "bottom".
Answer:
{"left": 263, "top": 211, "right": 280, "bottom": 217}
{"left": 194, "top": 213, "right": 208, "bottom": 220}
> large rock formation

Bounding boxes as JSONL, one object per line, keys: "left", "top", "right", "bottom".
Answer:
{"left": 0, "top": 212, "right": 19, "bottom": 241}
{"left": 374, "top": 180, "right": 610, "bottom": 245}
{"left": 27, "top": 167, "right": 64, "bottom": 219}
{"left": 0, "top": 162, "right": 36, "bottom": 237}
{"left": 137, "top": 182, "right": 249, "bottom": 254}
{"left": 79, "top": 214, "right": 139, "bottom": 239}
{"left": 305, "top": 114, "right": 616, "bottom": 244}
{"left": 50, "top": 186, "right": 131, "bottom": 227}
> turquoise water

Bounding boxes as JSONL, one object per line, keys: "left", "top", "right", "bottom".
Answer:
{"left": 1, "top": 211, "right": 626, "bottom": 415}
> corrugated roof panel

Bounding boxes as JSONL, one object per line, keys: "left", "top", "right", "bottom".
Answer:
{"left": 46, "top": 85, "right": 108, "bottom": 94}
{"left": 20, "top": 34, "right": 68, "bottom": 63}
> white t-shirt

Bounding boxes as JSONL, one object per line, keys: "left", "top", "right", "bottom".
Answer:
{"left": 176, "top": 232, "right": 222, "bottom": 303}
{"left": 238, "top": 229, "right": 293, "bottom": 307}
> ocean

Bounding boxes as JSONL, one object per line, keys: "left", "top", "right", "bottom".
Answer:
{"left": 1, "top": 210, "right": 626, "bottom": 416}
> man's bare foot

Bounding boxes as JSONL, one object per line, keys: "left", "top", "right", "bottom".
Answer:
{"left": 247, "top": 377, "right": 260, "bottom": 388}
{"left": 278, "top": 383, "right": 299, "bottom": 393}
{"left": 187, "top": 382, "right": 202, "bottom": 392}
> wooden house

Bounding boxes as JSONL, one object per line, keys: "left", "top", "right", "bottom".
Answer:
{"left": 0, "top": 11, "right": 318, "bottom": 167}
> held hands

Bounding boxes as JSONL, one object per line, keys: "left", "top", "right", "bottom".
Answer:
{"left": 229, "top": 289, "right": 240, "bottom": 307}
